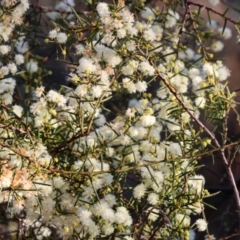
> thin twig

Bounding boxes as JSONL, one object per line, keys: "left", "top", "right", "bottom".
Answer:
{"left": 151, "top": 62, "right": 240, "bottom": 238}
{"left": 188, "top": 1, "right": 240, "bottom": 25}
{"left": 219, "top": 232, "right": 240, "bottom": 240}
{"left": 220, "top": 0, "right": 240, "bottom": 14}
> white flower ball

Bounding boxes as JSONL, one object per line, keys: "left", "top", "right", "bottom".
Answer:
{"left": 56, "top": 32, "right": 68, "bottom": 44}
{"left": 26, "top": 61, "right": 38, "bottom": 73}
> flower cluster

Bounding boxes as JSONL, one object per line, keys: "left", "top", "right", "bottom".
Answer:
{"left": 0, "top": 0, "right": 235, "bottom": 239}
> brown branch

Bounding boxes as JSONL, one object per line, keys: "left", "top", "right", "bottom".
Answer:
{"left": 219, "top": 232, "right": 240, "bottom": 240}
{"left": 49, "top": 130, "right": 88, "bottom": 157}
{"left": 187, "top": 1, "right": 240, "bottom": 25}
{"left": 0, "top": 124, "right": 28, "bottom": 135}
{"left": 0, "top": 104, "right": 31, "bottom": 132}
{"left": 176, "top": 0, "right": 190, "bottom": 53}
{"left": 151, "top": 61, "right": 240, "bottom": 237}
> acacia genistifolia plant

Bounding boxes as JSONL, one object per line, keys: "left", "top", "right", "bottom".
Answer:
{"left": 0, "top": 0, "right": 240, "bottom": 239}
